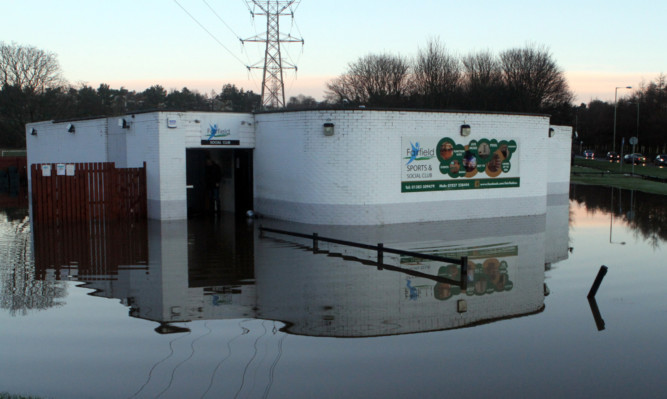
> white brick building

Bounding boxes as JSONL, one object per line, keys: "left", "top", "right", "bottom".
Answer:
{"left": 26, "top": 109, "right": 571, "bottom": 225}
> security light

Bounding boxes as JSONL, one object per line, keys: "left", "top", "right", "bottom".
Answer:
{"left": 323, "top": 122, "right": 334, "bottom": 136}
{"left": 67, "top": 124, "right": 75, "bottom": 133}
{"left": 30, "top": 128, "right": 37, "bottom": 136}
{"left": 460, "top": 124, "right": 471, "bottom": 136}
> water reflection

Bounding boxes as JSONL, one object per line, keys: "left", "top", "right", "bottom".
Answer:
{"left": 0, "top": 208, "right": 68, "bottom": 316}
{"left": 3, "top": 188, "right": 667, "bottom": 398}
{"left": 570, "top": 184, "right": 667, "bottom": 248}
{"left": 14, "top": 195, "right": 571, "bottom": 338}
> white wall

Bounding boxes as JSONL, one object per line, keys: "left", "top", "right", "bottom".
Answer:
{"left": 254, "top": 110, "right": 558, "bottom": 225}
{"left": 547, "top": 124, "right": 573, "bottom": 195}
{"left": 26, "top": 118, "right": 109, "bottom": 169}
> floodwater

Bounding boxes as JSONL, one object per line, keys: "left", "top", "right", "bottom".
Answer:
{"left": 1, "top": 185, "right": 666, "bottom": 399}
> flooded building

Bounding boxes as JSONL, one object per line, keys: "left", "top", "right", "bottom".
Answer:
{"left": 25, "top": 109, "right": 572, "bottom": 224}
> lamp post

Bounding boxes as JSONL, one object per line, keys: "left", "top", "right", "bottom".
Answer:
{"left": 609, "top": 188, "right": 626, "bottom": 246}
{"left": 632, "top": 101, "right": 639, "bottom": 141}
{"left": 613, "top": 86, "right": 632, "bottom": 152}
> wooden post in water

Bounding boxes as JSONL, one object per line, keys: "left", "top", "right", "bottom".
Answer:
{"left": 587, "top": 265, "right": 608, "bottom": 298}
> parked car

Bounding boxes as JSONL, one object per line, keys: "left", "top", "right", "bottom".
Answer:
{"left": 583, "top": 150, "right": 595, "bottom": 159}
{"left": 655, "top": 154, "right": 667, "bottom": 166}
{"left": 623, "top": 153, "right": 647, "bottom": 164}
{"left": 606, "top": 151, "right": 620, "bottom": 162}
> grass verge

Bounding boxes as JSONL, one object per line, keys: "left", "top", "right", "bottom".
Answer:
{"left": 571, "top": 165, "right": 667, "bottom": 195}
{"left": 574, "top": 158, "right": 667, "bottom": 179}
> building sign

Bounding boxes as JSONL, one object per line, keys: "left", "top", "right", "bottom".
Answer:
{"left": 200, "top": 118, "right": 240, "bottom": 146}
{"left": 401, "top": 137, "right": 519, "bottom": 192}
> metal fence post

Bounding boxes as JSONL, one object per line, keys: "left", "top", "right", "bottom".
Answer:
{"left": 377, "top": 243, "right": 383, "bottom": 270}
{"left": 460, "top": 256, "right": 468, "bottom": 290}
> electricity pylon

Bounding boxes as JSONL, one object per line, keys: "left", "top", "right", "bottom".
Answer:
{"left": 242, "top": 1, "right": 303, "bottom": 109}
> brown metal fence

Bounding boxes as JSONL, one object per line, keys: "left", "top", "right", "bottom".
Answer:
{"left": 31, "top": 162, "right": 147, "bottom": 223}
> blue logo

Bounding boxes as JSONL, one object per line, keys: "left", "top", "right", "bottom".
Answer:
{"left": 407, "top": 141, "right": 420, "bottom": 165}
{"left": 207, "top": 124, "right": 231, "bottom": 140}
{"left": 406, "top": 280, "right": 418, "bottom": 300}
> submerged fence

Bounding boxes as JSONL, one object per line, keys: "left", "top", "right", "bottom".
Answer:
{"left": 31, "top": 162, "right": 147, "bottom": 223}
{"left": 260, "top": 226, "right": 469, "bottom": 289}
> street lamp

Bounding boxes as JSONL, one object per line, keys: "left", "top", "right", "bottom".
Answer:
{"left": 613, "top": 86, "right": 632, "bottom": 152}
{"left": 609, "top": 188, "right": 626, "bottom": 245}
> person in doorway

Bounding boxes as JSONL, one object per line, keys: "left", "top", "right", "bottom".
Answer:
{"left": 205, "top": 158, "right": 222, "bottom": 213}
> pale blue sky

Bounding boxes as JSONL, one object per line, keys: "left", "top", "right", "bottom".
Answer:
{"left": 2, "top": 0, "right": 664, "bottom": 102}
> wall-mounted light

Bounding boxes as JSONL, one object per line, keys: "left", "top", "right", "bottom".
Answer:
{"left": 323, "top": 122, "right": 335, "bottom": 136}
{"left": 67, "top": 124, "right": 75, "bottom": 133}
{"left": 30, "top": 128, "right": 37, "bottom": 136}
{"left": 118, "top": 118, "right": 130, "bottom": 129}
{"left": 457, "top": 299, "right": 467, "bottom": 313}
{"left": 460, "top": 124, "right": 471, "bottom": 136}
{"left": 549, "top": 128, "right": 555, "bottom": 137}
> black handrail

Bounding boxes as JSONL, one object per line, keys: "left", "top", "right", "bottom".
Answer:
{"left": 259, "top": 226, "right": 468, "bottom": 289}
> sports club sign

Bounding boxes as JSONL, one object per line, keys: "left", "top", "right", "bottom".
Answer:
{"left": 401, "top": 137, "right": 519, "bottom": 192}
{"left": 200, "top": 118, "right": 240, "bottom": 146}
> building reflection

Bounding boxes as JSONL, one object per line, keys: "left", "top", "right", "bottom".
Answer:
{"left": 28, "top": 198, "right": 570, "bottom": 337}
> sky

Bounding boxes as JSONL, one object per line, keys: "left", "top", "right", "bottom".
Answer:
{"left": 1, "top": 0, "right": 664, "bottom": 103}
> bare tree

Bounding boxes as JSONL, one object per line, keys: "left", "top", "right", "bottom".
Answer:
{"left": 412, "top": 38, "right": 461, "bottom": 108}
{"left": 461, "top": 50, "right": 504, "bottom": 110}
{"left": 0, "top": 42, "right": 63, "bottom": 93}
{"left": 499, "top": 44, "right": 573, "bottom": 112}
{"left": 286, "top": 94, "right": 319, "bottom": 109}
{"left": 325, "top": 53, "right": 411, "bottom": 107}
{"left": 0, "top": 42, "right": 66, "bottom": 147}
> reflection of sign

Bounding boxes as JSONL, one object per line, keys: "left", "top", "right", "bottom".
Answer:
{"left": 401, "top": 137, "right": 519, "bottom": 192}
{"left": 401, "top": 244, "right": 517, "bottom": 302}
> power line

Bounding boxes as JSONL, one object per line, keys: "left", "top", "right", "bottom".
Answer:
{"left": 172, "top": 0, "right": 248, "bottom": 68}
{"left": 202, "top": 0, "right": 243, "bottom": 42}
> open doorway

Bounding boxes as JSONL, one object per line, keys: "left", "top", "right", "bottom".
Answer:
{"left": 186, "top": 149, "right": 253, "bottom": 218}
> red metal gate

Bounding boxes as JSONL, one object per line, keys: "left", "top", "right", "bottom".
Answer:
{"left": 31, "top": 162, "right": 147, "bottom": 223}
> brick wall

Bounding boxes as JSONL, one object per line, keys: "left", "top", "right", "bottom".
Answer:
{"left": 254, "top": 110, "right": 559, "bottom": 225}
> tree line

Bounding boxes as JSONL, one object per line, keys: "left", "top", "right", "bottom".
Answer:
{"left": 573, "top": 75, "right": 667, "bottom": 156}
{"left": 325, "top": 40, "right": 573, "bottom": 121}
{"left": 1, "top": 41, "right": 666, "bottom": 155}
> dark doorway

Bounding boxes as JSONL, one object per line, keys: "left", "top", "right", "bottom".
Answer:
{"left": 186, "top": 149, "right": 253, "bottom": 218}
